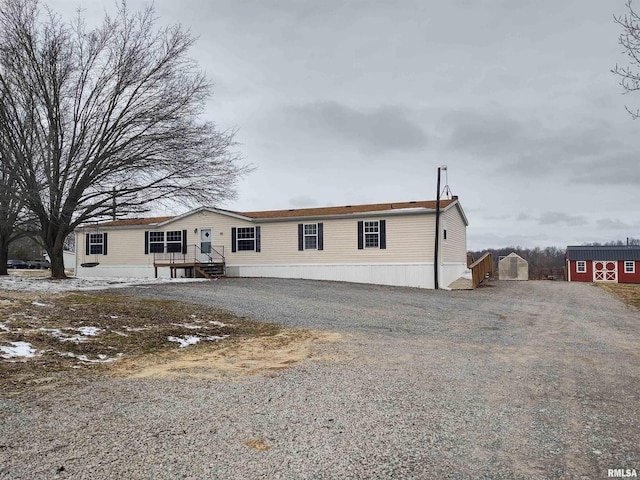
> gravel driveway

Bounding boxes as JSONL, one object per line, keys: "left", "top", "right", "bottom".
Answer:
{"left": 1, "top": 279, "right": 639, "bottom": 479}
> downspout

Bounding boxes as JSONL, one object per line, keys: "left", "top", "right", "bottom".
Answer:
{"left": 434, "top": 167, "right": 441, "bottom": 289}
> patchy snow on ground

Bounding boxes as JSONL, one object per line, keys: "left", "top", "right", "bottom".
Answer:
{"left": 61, "top": 352, "right": 122, "bottom": 363}
{"left": 171, "top": 323, "right": 203, "bottom": 330}
{"left": 0, "top": 272, "right": 207, "bottom": 293}
{"left": 37, "top": 326, "right": 103, "bottom": 343}
{"left": 167, "top": 334, "right": 230, "bottom": 348}
{"left": 0, "top": 341, "right": 37, "bottom": 359}
{"left": 167, "top": 335, "right": 201, "bottom": 348}
{"left": 77, "top": 326, "right": 101, "bottom": 336}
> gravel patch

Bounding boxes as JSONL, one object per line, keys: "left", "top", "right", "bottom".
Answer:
{"left": 1, "top": 279, "right": 639, "bottom": 479}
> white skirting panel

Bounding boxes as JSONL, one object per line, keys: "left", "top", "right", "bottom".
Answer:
{"left": 76, "top": 262, "right": 469, "bottom": 290}
{"left": 75, "top": 265, "right": 181, "bottom": 278}
{"left": 226, "top": 262, "right": 467, "bottom": 289}
{"left": 440, "top": 262, "right": 470, "bottom": 289}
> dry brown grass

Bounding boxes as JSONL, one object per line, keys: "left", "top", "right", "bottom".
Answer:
{"left": 598, "top": 283, "right": 640, "bottom": 310}
{"left": 0, "top": 290, "right": 282, "bottom": 393}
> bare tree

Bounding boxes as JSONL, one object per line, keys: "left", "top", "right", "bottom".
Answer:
{"left": 0, "top": 147, "right": 31, "bottom": 275}
{"left": 613, "top": 0, "right": 640, "bottom": 117}
{"left": 0, "top": 0, "right": 249, "bottom": 278}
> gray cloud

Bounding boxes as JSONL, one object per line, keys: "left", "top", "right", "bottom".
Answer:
{"left": 570, "top": 151, "right": 640, "bottom": 185}
{"left": 516, "top": 213, "right": 531, "bottom": 221}
{"left": 282, "top": 102, "right": 428, "bottom": 154}
{"left": 538, "top": 212, "right": 588, "bottom": 226}
{"left": 441, "top": 108, "right": 637, "bottom": 186}
{"left": 289, "top": 195, "right": 318, "bottom": 208}
{"left": 595, "top": 218, "right": 635, "bottom": 230}
{"left": 445, "top": 110, "right": 528, "bottom": 157}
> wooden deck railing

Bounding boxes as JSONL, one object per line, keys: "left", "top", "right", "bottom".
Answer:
{"left": 152, "top": 244, "right": 225, "bottom": 265}
{"left": 469, "top": 253, "right": 494, "bottom": 288}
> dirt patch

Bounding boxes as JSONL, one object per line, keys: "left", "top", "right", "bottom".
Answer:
{"left": 0, "top": 291, "right": 284, "bottom": 393}
{"left": 245, "top": 438, "right": 271, "bottom": 451}
{"left": 114, "top": 329, "right": 343, "bottom": 379}
{"left": 598, "top": 283, "right": 640, "bottom": 310}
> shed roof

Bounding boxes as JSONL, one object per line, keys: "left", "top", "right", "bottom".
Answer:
{"left": 499, "top": 252, "right": 527, "bottom": 263}
{"left": 566, "top": 246, "right": 640, "bottom": 261}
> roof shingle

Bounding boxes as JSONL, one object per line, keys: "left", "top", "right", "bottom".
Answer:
{"left": 240, "top": 199, "right": 455, "bottom": 219}
{"left": 566, "top": 245, "right": 640, "bottom": 261}
{"left": 96, "top": 216, "right": 174, "bottom": 227}
{"left": 92, "top": 199, "right": 457, "bottom": 227}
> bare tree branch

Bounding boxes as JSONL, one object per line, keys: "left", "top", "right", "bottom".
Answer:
{"left": 0, "top": 0, "right": 251, "bottom": 278}
{"left": 613, "top": 0, "right": 640, "bottom": 118}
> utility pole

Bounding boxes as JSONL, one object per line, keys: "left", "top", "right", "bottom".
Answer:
{"left": 434, "top": 167, "right": 441, "bottom": 290}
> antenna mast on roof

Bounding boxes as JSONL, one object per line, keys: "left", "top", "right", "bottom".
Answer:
{"left": 441, "top": 166, "right": 452, "bottom": 199}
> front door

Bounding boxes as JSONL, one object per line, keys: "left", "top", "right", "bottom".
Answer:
{"left": 200, "top": 228, "right": 212, "bottom": 263}
{"left": 593, "top": 260, "right": 617, "bottom": 282}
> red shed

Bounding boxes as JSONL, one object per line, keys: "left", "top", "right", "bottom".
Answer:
{"left": 566, "top": 246, "right": 640, "bottom": 283}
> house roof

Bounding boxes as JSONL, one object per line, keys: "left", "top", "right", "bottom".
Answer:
{"left": 566, "top": 245, "right": 640, "bottom": 261}
{"left": 240, "top": 199, "right": 457, "bottom": 219}
{"left": 96, "top": 216, "right": 174, "bottom": 227}
{"left": 85, "top": 198, "right": 462, "bottom": 228}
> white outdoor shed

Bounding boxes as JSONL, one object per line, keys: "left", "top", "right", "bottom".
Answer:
{"left": 498, "top": 252, "right": 529, "bottom": 281}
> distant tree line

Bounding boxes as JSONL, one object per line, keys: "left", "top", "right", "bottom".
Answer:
{"left": 470, "top": 238, "right": 640, "bottom": 280}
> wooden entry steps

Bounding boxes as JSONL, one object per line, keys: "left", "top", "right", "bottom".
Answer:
{"left": 154, "top": 262, "right": 225, "bottom": 279}
{"left": 196, "top": 263, "right": 225, "bottom": 279}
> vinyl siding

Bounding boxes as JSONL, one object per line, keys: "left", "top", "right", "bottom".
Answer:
{"left": 244, "top": 215, "right": 435, "bottom": 265}
{"left": 77, "top": 210, "right": 446, "bottom": 267}
{"left": 76, "top": 211, "right": 254, "bottom": 267}
{"left": 441, "top": 206, "right": 467, "bottom": 263}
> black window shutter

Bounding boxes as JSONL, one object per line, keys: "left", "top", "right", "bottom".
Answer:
{"left": 231, "top": 228, "right": 237, "bottom": 253}
{"left": 85, "top": 234, "right": 90, "bottom": 255}
{"left": 298, "top": 224, "right": 304, "bottom": 251}
{"left": 182, "top": 230, "right": 187, "bottom": 254}
{"left": 379, "top": 220, "right": 386, "bottom": 249}
{"left": 103, "top": 233, "right": 108, "bottom": 255}
{"left": 144, "top": 231, "right": 149, "bottom": 254}
{"left": 318, "top": 223, "right": 324, "bottom": 250}
{"left": 255, "top": 226, "right": 261, "bottom": 252}
{"left": 357, "top": 221, "right": 364, "bottom": 250}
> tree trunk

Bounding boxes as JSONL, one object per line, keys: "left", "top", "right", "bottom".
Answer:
{"left": 0, "top": 234, "right": 9, "bottom": 276}
{"left": 49, "top": 250, "right": 66, "bottom": 279}
{"left": 47, "top": 232, "right": 68, "bottom": 279}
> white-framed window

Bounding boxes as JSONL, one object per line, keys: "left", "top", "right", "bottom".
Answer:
{"left": 149, "top": 231, "right": 165, "bottom": 253}
{"left": 443, "top": 219, "right": 448, "bottom": 241}
{"left": 624, "top": 261, "right": 635, "bottom": 273}
{"left": 304, "top": 223, "right": 317, "bottom": 250}
{"left": 237, "top": 227, "right": 255, "bottom": 251}
{"left": 364, "top": 221, "right": 379, "bottom": 248}
{"left": 166, "top": 230, "right": 182, "bottom": 253}
{"left": 89, "top": 233, "right": 104, "bottom": 255}
{"left": 576, "top": 261, "right": 586, "bottom": 273}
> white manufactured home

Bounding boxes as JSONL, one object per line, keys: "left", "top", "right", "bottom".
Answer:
{"left": 74, "top": 198, "right": 469, "bottom": 289}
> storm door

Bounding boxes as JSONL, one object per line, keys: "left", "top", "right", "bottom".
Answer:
{"left": 200, "top": 228, "right": 212, "bottom": 263}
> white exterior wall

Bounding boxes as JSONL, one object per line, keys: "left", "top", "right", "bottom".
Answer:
{"left": 438, "top": 205, "right": 468, "bottom": 288}
{"left": 75, "top": 203, "right": 469, "bottom": 289}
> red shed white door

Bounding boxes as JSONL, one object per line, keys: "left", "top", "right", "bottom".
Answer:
{"left": 593, "top": 260, "right": 617, "bottom": 282}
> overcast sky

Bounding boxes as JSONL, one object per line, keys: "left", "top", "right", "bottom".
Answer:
{"left": 48, "top": 0, "right": 639, "bottom": 250}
